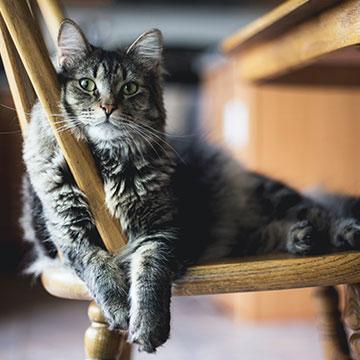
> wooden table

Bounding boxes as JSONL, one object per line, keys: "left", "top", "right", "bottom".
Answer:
{"left": 221, "top": 0, "right": 360, "bottom": 82}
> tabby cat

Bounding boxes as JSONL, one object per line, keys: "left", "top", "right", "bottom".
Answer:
{"left": 21, "top": 19, "right": 360, "bottom": 352}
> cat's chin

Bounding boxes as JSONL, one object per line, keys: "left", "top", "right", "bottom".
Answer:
{"left": 86, "top": 123, "right": 122, "bottom": 142}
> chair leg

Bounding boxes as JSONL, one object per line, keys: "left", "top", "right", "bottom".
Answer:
{"left": 84, "top": 301, "right": 131, "bottom": 360}
{"left": 119, "top": 342, "right": 132, "bottom": 360}
{"left": 344, "top": 284, "right": 360, "bottom": 359}
{"left": 314, "top": 286, "right": 350, "bottom": 360}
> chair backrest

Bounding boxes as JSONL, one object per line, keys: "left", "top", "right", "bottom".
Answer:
{"left": 0, "top": 0, "right": 127, "bottom": 253}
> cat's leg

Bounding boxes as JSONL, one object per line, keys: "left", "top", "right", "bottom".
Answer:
{"left": 27, "top": 152, "right": 129, "bottom": 329}
{"left": 285, "top": 208, "right": 330, "bottom": 255}
{"left": 285, "top": 208, "right": 360, "bottom": 255}
{"left": 260, "top": 182, "right": 332, "bottom": 255}
{"left": 260, "top": 209, "right": 330, "bottom": 256}
{"left": 266, "top": 183, "right": 360, "bottom": 254}
{"left": 125, "top": 237, "right": 176, "bottom": 353}
{"left": 304, "top": 191, "right": 360, "bottom": 251}
{"left": 330, "top": 217, "right": 360, "bottom": 250}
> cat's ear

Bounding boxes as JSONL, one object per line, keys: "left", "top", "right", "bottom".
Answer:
{"left": 57, "top": 19, "right": 91, "bottom": 68}
{"left": 126, "top": 29, "right": 163, "bottom": 68}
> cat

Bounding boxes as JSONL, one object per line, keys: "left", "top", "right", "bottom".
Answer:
{"left": 20, "top": 19, "right": 360, "bottom": 353}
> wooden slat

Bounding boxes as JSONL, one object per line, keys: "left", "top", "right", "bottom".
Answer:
{"left": 221, "top": 0, "right": 339, "bottom": 53}
{"left": 343, "top": 284, "right": 360, "bottom": 358}
{"left": 174, "top": 251, "right": 360, "bottom": 296}
{"left": 0, "top": 16, "right": 36, "bottom": 135}
{"left": 85, "top": 301, "right": 127, "bottom": 359}
{"left": 222, "top": 0, "right": 309, "bottom": 52}
{"left": 314, "top": 287, "right": 350, "bottom": 360}
{"left": 36, "top": 0, "right": 65, "bottom": 44}
{"left": 222, "top": 0, "right": 360, "bottom": 81}
{"left": 41, "top": 251, "right": 360, "bottom": 300}
{"left": 0, "top": 0, "right": 127, "bottom": 253}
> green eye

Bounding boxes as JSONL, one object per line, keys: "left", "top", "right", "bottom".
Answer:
{"left": 79, "top": 78, "right": 96, "bottom": 91}
{"left": 122, "top": 82, "right": 139, "bottom": 96}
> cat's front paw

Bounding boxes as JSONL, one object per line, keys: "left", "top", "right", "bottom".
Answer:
{"left": 99, "top": 289, "right": 129, "bottom": 330}
{"left": 287, "top": 220, "right": 317, "bottom": 255}
{"left": 82, "top": 255, "right": 130, "bottom": 330}
{"left": 128, "top": 309, "right": 170, "bottom": 353}
{"left": 332, "top": 218, "right": 360, "bottom": 250}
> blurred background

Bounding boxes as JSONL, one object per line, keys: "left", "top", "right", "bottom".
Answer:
{"left": 2, "top": 0, "right": 354, "bottom": 359}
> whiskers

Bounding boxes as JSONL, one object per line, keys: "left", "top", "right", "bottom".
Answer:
{"left": 0, "top": 103, "right": 31, "bottom": 115}
{"left": 0, "top": 103, "right": 67, "bottom": 118}
{"left": 0, "top": 129, "right": 23, "bottom": 135}
{"left": 0, "top": 103, "right": 25, "bottom": 135}
{"left": 53, "top": 117, "right": 82, "bottom": 134}
{"left": 0, "top": 102, "right": 187, "bottom": 165}
{"left": 119, "top": 121, "right": 163, "bottom": 160}
{"left": 120, "top": 113, "right": 194, "bottom": 139}
{"left": 115, "top": 115, "right": 186, "bottom": 164}
{"left": 0, "top": 103, "right": 82, "bottom": 135}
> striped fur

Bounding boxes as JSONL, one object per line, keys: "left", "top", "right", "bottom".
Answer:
{"left": 20, "top": 19, "right": 360, "bottom": 353}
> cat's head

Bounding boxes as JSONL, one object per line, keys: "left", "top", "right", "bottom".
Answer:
{"left": 57, "top": 19, "right": 165, "bottom": 143}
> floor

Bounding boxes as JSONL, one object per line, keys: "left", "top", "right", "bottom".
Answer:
{"left": 0, "top": 275, "right": 323, "bottom": 360}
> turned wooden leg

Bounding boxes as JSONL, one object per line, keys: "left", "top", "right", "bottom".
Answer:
{"left": 84, "top": 301, "right": 132, "bottom": 360}
{"left": 344, "top": 284, "right": 360, "bottom": 359}
{"left": 314, "top": 286, "right": 350, "bottom": 360}
{"left": 119, "top": 342, "right": 132, "bottom": 360}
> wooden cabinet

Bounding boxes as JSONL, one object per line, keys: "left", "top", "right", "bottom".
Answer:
{"left": 202, "top": 60, "right": 360, "bottom": 195}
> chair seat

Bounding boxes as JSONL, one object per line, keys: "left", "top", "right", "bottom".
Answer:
{"left": 41, "top": 251, "right": 360, "bottom": 300}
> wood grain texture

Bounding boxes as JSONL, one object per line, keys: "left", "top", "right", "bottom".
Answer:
{"left": 173, "top": 252, "right": 360, "bottom": 296}
{"left": 222, "top": 0, "right": 360, "bottom": 81}
{"left": 314, "top": 287, "right": 350, "bottom": 360}
{"left": 41, "top": 264, "right": 91, "bottom": 300}
{"left": 41, "top": 251, "right": 360, "bottom": 300}
{"left": 119, "top": 342, "right": 132, "bottom": 360}
{"left": 0, "top": 0, "right": 127, "bottom": 252}
{"left": 221, "top": 0, "right": 339, "bottom": 53}
{"left": 222, "top": 0, "right": 309, "bottom": 52}
{"left": 36, "top": 0, "right": 65, "bottom": 44}
{"left": 85, "top": 301, "right": 128, "bottom": 360}
{"left": 0, "top": 16, "right": 36, "bottom": 135}
{"left": 344, "top": 285, "right": 360, "bottom": 359}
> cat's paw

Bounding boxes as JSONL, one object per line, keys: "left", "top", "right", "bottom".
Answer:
{"left": 332, "top": 218, "right": 360, "bottom": 250}
{"left": 82, "top": 256, "right": 130, "bottom": 330}
{"left": 287, "top": 220, "right": 316, "bottom": 255}
{"left": 100, "top": 291, "right": 129, "bottom": 330}
{"left": 128, "top": 309, "right": 170, "bottom": 353}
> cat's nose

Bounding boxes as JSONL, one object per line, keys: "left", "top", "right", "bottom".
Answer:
{"left": 100, "top": 103, "right": 116, "bottom": 116}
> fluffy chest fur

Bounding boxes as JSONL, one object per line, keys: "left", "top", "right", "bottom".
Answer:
{"left": 91, "top": 142, "right": 176, "bottom": 240}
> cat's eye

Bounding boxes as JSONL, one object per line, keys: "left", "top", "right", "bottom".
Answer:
{"left": 79, "top": 78, "right": 96, "bottom": 92}
{"left": 121, "top": 82, "right": 139, "bottom": 96}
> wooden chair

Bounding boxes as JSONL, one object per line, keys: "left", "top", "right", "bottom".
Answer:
{"left": 2, "top": 0, "right": 360, "bottom": 359}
